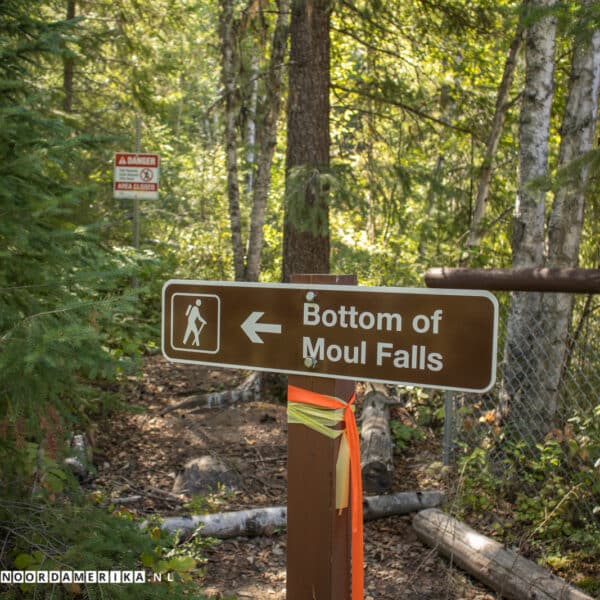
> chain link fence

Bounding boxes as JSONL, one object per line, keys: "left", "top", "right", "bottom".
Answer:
{"left": 444, "top": 291, "right": 600, "bottom": 530}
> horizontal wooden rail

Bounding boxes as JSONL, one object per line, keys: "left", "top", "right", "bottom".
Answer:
{"left": 424, "top": 267, "right": 600, "bottom": 294}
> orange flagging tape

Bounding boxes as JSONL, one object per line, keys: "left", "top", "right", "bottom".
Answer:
{"left": 287, "top": 384, "right": 364, "bottom": 600}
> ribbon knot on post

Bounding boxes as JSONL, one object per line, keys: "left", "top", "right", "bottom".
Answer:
{"left": 287, "top": 384, "right": 364, "bottom": 600}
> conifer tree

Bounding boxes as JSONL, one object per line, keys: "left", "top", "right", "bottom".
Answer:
{"left": 0, "top": 0, "right": 129, "bottom": 492}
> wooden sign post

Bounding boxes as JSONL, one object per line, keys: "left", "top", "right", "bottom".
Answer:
{"left": 287, "top": 274, "right": 355, "bottom": 600}
{"left": 161, "top": 276, "right": 499, "bottom": 600}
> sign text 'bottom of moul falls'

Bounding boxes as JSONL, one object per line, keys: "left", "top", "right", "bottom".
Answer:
{"left": 162, "top": 280, "right": 498, "bottom": 392}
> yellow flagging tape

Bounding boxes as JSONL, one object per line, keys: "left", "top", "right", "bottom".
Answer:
{"left": 287, "top": 401, "right": 353, "bottom": 510}
{"left": 335, "top": 432, "right": 351, "bottom": 511}
{"left": 287, "top": 402, "right": 344, "bottom": 438}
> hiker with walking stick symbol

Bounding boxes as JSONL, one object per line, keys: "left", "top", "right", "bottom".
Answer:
{"left": 183, "top": 299, "right": 207, "bottom": 346}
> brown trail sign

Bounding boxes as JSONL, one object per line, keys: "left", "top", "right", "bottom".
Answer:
{"left": 162, "top": 280, "right": 498, "bottom": 392}
{"left": 161, "top": 277, "right": 499, "bottom": 600}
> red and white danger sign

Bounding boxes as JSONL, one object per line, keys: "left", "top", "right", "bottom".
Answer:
{"left": 113, "top": 153, "right": 160, "bottom": 200}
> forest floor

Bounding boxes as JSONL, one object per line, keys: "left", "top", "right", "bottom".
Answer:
{"left": 93, "top": 355, "right": 498, "bottom": 600}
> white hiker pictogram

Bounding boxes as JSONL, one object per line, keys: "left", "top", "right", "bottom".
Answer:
{"left": 183, "top": 299, "right": 207, "bottom": 346}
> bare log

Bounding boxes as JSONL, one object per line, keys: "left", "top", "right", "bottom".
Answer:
{"left": 362, "top": 490, "right": 443, "bottom": 520}
{"left": 159, "top": 372, "right": 261, "bottom": 415}
{"left": 360, "top": 389, "right": 394, "bottom": 493}
{"left": 413, "top": 509, "right": 593, "bottom": 600}
{"left": 145, "top": 490, "right": 444, "bottom": 538}
{"left": 150, "top": 506, "right": 287, "bottom": 539}
{"left": 142, "top": 506, "right": 286, "bottom": 539}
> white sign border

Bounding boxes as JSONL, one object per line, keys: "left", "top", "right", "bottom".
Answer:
{"left": 113, "top": 152, "right": 160, "bottom": 200}
{"left": 161, "top": 280, "right": 499, "bottom": 394}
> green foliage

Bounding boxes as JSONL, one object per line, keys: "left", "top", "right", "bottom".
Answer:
{"left": 183, "top": 494, "right": 215, "bottom": 515}
{"left": 456, "top": 431, "right": 600, "bottom": 568}
{"left": 455, "top": 447, "right": 498, "bottom": 512}
{"left": 329, "top": 0, "right": 521, "bottom": 274}
{"left": 0, "top": 0, "right": 143, "bottom": 499}
{"left": 407, "top": 388, "right": 444, "bottom": 427}
{"left": 0, "top": 500, "right": 211, "bottom": 599}
{"left": 1, "top": 0, "right": 599, "bottom": 593}
{"left": 390, "top": 420, "right": 424, "bottom": 451}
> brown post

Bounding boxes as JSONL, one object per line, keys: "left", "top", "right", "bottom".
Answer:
{"left": 287, "top": 273, "right": 356, "bottom": 600}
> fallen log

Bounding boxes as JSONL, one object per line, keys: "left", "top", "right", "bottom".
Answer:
{"left": 413, "top": 509, "right": 593, "bottom": 600}
{"left": 363, "top": 490, "right": 442, "bottom": 519}
{"left": 360, "top": 388, "right": 394, "bottom": 493}
{"left": 111, "top": 495, "right": 143, "bottom": 505}
{"left": 147, "top": 506, "right": 287, "bottom": 539}
{"left": 144, "top": 490, "right": 444, "bottom": 538}
{"left": 159, "top": 372, "right": 261, "bottom": 415}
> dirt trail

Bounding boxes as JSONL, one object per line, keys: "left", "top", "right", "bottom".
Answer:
{"left": 94, "top": 355, "right": 495, "bottom": 599}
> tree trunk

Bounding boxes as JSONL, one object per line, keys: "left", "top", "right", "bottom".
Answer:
{"left": 63, "top": 0, "right": 76, "bottom": 113}
{"left": 220, "top": 0, "right": 245, "bottom": 281}
{"left": 245, "top": 0, "right": 290, "bottom": 281}
{"left": 540, "top": 1, "right": 600, "bottom": 416}
{"left": 147, "top": 491, "right": 444, "bottom": 538}
{"left": 501, "top": 0, "right": 557, "bottom": 437}
{"left": 417, "top": 155, "right": 444, "bottom": 261}
{"left": 413, "top": 509, "right": 593, "bottom": 600}
{"left": 282, "top": 0, "right": 331, "bottom": 282}
{"left": 245, "top": 48, "right": 259, "bottom": 198}
{"left": 360, "top": 390, "right": 394, "bottom": 494}
{"left": 466, "top": 20, "right": 525, "bottom": 251}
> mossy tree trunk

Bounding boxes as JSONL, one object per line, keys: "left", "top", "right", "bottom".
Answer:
{"left": 282, "top": 0, "right": 331, "bottom": 282}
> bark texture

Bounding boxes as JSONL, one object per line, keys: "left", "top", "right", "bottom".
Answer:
{"left": 245, "top": 0, "right": 290, "bottom": 281}
{"left": 244, "top": 49, "right": 259, "bottom": 198}
{"left": 414, "top": 509, "right": 593, "bottom": 600}
{"left": 540, "top": 2, "right": 600, "bottom": 416}
{"left": 220, "top": 0, "right": 245, "bottom": 281}
{"left": 282, "top": 0, "right": 331, "bottom": 282}
{"left": 501, "top": 0, "right": 557, "bottom": 436}
{"left": 360, "top": 390, "right": 394, "bottom": 494}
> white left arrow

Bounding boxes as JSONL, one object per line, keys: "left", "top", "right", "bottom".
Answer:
{"left": 241, "top": 311, "right": 282, "bottom": 344}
